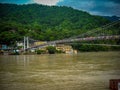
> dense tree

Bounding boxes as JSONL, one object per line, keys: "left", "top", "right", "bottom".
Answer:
{"left": 46, "top": 46, "right": 56, "bottom": 54}
{"left": 0, "top": 3, "right": 119, "bottom": 46}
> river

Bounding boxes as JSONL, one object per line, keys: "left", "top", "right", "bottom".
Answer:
{"left": 0, "top": 51, "right": 120, "bottom": 90}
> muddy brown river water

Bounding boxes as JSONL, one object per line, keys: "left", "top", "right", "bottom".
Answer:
{"left": 0, "top": 51, "right": 120, "bottom": 90}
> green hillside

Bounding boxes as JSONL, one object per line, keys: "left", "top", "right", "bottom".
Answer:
{"left": 0, "top": 3, "right": 110, "bottom": 45}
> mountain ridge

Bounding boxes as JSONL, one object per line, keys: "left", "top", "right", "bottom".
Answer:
{"left": 103, "top": 16, "right": 120, "bottom": 21}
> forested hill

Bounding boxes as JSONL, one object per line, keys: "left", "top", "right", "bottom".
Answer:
{"left": 0, "top": 3, "right": 110, "bottom": 45}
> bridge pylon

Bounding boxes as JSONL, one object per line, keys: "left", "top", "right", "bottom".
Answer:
{"left": 24, "top": 36, "right": 29, "bottom": 51}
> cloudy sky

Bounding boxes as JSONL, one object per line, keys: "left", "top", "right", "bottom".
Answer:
{"left": 0, "top": 0, "right": 120, "bottom": 16}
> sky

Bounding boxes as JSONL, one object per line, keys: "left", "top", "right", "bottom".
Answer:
{"left": 0, "top": 0, "right": 120, "bottom": 16}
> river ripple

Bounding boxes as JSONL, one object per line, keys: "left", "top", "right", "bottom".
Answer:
{"left": 0, "top": 52, "right": 120, "bottom": 90}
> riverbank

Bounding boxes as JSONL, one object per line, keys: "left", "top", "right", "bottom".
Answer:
{"left": 1, "top": 49, "right": 120, "bottom": 55}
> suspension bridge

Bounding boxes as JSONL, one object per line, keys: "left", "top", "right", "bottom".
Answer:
{"left": 23, "top": 20, "right": 120, "bottom": 51}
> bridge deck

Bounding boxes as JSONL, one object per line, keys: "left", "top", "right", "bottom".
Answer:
{"left": 26, "top": 35, "right": 120, "bottom": 50}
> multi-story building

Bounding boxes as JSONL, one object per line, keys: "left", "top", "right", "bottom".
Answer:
{"left": 34, "top": 41, "right": 47, "bottom": 46}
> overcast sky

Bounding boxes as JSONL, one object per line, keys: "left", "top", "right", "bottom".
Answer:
{"left": 0, "top": 0, "right": 120, "bottom": 16}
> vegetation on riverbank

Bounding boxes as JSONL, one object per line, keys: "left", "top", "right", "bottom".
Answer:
{"left": 36, "top": 46, "right": 64, "bottom": 54}
{"left": 71, "top": 39, "right": 120, "bottom": 52}
{"left": 72, "top": 44, "right": 120, "bottom": 52}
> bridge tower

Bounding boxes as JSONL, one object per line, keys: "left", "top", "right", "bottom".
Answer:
{"left": 24, "top": 36, "right": 29, "bottom": 51}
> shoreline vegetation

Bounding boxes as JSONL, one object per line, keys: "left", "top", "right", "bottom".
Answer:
{"left": 1, "top": 45, "right": 120, "bottom": 55}
{"left": 72, "top": 44, "right": 120, "bottom": 52}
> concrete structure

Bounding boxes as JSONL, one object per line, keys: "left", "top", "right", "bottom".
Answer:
{"left": 56, "top": 44, "right": 76, "bottom": 54}
{"left": 17, "top": 42, "right": 24, "bottom": 47}
{"left": 24, "top": 37, "right": 29, "bottom": 51}
{"left": 33, "top": 41, "right": 47, "bottom": 50}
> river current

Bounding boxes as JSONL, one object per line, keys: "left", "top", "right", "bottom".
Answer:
{"left": 0, "top": 52, "right": 120, "bottom": 90}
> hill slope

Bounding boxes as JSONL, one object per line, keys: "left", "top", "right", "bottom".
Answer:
{"left": 103, "top": 16, "right": 120, "bottom": 21}
{"left": 0, "top": 3, "right": 110, "bottom": 45}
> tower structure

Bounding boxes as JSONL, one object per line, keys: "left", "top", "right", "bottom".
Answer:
{"left": 24, "top": 36, "right": 29, "bottom": 51}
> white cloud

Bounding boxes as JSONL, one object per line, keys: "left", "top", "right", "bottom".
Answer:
{"left": 33, "top": 0, "right": 60, "bottom": 5}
